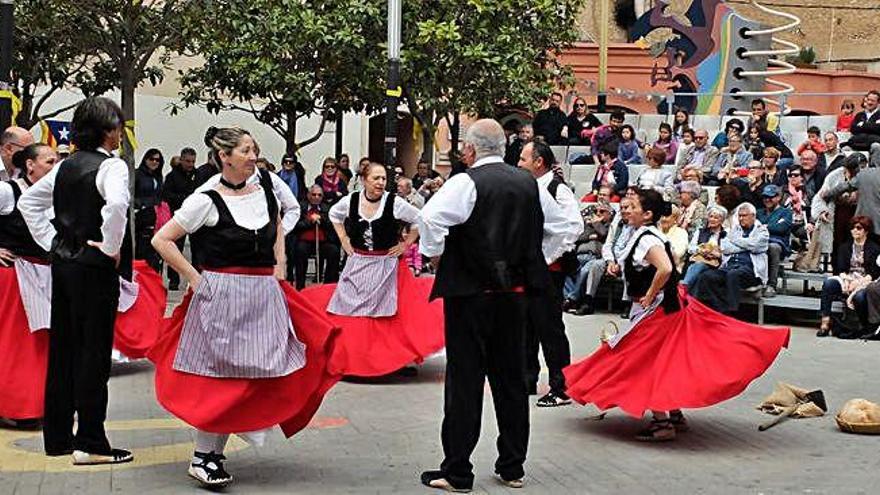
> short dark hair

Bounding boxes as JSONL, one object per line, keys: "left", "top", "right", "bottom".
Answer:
{"left": 180, "top": 147, "right": 196, "bottom": 157}
{"left": 70, "top": 97, "right": 124, "bottom": 151}
{"left": 867, "top": 90, "right": 880, "bottom": 100}
{"left": 751, "top": 99, "right": 766, "bottom": 109}
{"left": 610, "top": 110, "right": 625, "bottom": 122}
{"left": 682, "top": 128, "right": 695, "bottom": 138}
{"left": 529, "top": 140, "right": 555, "bottom": 169}
{"left": 787, "top": 164, "right": 803, "bottom": 176}
{"left": 726, "top": 118, "right": 745, "bottom": 133}
{"left": 843, "top": 152, "right": 866, "bottom": 172}
{"left": 600, "top": 142, "right": 618, "bottom": 158}
{"left": 807, "top": 126, "right": 821, "bottom": 136}
{"left": 551, "top": 91, "right": 563, "bottom": 99}
{"left": 850, "top": 215, "right": 873, "bottom": 233}
{"left": 635, "top": 188, "right": 672, "bottom": 225}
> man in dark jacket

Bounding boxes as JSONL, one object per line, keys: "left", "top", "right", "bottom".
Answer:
{"left": 531, "top": 92, "right": 568, "bottom": 145}
{"left": 161, "top": 147, "right": 197, "bottom": 289}
{"left": 844, "top": 90, "right": 880, "bottom": 158}
{"left": 292, "top": 185, "right": 340, "bottom": 289}
{"left": 756, "top": 184, "right": 792, "bottom": 297}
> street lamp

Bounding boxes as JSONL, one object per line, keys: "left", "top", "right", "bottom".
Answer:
{"left": 597, "top": 0, "right": 609, "bottom": 112}
{"left": 0, "top": 0, "right": 13, "bottom": 131}
{"left": 384, "top": 0, "right": 402, "bottom": 189}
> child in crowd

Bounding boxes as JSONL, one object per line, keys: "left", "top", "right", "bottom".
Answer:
{"left": 649, "top": 122, "right": 678, "bottom": 164}
{"left": 796, "top": 126, "right": 827, "bottom": 156}
{"left": 617, "top": 124, "right": 642, "bottom": 164}
{"left": 837, "top": 99, "right": 856, "bottom": 131}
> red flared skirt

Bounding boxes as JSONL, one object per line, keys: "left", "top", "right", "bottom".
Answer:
{"left": 113, "top": 260, "right": 167, "bottom": 359}
{"left": 564, "top": 292, "right": 791, "bottom": 417}
{"left": 0, "top": 266, "right": 49, "bottom": 419}
{"left": 148, "top": 281, "right": 343, "bottom": 437}
{"left": 301, "top": 260, "right": 445, "bottom": 377}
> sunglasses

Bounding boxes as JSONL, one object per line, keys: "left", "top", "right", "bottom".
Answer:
{"left": 852, "top": 225, "right": 866, "bottom": 231}
{"left": 575, "top": 103, "right": 586, "bottom": 108}
{"left": 323, "top": 165, "right": 337, "bottom": 169}
{"left": 789, "top": 173, "right": 802, "bottom": 178}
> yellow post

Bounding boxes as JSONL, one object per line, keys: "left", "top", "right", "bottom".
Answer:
{"left": 598, "top": 0, "right": 610, "bottom": 111}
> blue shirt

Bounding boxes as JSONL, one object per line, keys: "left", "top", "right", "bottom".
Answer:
{"left": 277, "top": 169, "right": 299, "bottom": 198}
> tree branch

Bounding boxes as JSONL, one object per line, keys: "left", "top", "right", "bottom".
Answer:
{"left": 295, "top": 113, "right": 329, "bottom": 150}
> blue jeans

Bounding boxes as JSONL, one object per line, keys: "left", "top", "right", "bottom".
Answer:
{"left": 682, "top": 262, "right": 711, "bottom": 286}
{"left": 563, "top": 253, "right": 599, "bottom": 302}
{"left": 820, "top": 278, "right": 843, "bottom": 317}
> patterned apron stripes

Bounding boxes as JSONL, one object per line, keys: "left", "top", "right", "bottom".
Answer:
{"left": 173, "top": 271, "right": 307, "bottom": 379}
{"left": 327, "top": 253, "right": 399, "bottom": 317}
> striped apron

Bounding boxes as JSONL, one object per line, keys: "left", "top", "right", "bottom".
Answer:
{"left": 327, "top": 251, "right": 398, "bottom": 317}
{"left": 13, "top": 257, "right": 140, "bottom": 333}
{"left": 172, "top": 267, "right": 307, "bottom": 379}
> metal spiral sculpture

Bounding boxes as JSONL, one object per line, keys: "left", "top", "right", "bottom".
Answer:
{"left": 733, "top": 0, "right": 801, "bottom": 116}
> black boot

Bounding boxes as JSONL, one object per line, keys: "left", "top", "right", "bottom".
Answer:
{"left": 575, "top": 295, "right": 595, "bottom": 315}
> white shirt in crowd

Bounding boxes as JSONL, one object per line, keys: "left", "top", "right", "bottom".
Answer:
{"left": 0, "top": 178, "right": 27, "bottom": 215}
{"left": 19, "top": 148, "right": 129, "bottom": 257}
{"left": 197, "top": 170, "right": 300, "bottom": 235}
{"left": 418, "top": 155, "right": 579, "bottom": 264}
{"left": 535, "top": 170, "right": 584, "bottom": 259}
{"left": 329, "top": 191, "right": 421, "bottom": 247}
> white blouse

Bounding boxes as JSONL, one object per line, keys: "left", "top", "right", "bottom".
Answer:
{"left": 329, "top": 191, "right": 420, "bottom": 225}
{"left": 174, "top": 188, "right": 271, "bottom": 234}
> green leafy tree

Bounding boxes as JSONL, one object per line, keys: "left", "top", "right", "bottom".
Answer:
{"left": 400, "top": 0, "right": 582, "bottom": 154}
{"left": 11, "top": 0, "right": 111, "bottom": 130}
{"left": 176, "top": 0, "right": 386, "bottom": 154}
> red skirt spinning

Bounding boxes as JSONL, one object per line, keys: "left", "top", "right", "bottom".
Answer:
{"left": 0, "top": 261, "right": 167, "bottom": 419}
{"left": 564, "top": 291, "right": 791, "bottom": 417}
{"left": 301, "top": 259, "right": 445, "bottom": 377}
{"left": 148, "top": 282, "right": 343, "bottom": 437}
{"left": 0, "top": 265, "right": 49, "bottom": 419}
{"left": 113, "top": 260, "right": 167, "bottom": 359}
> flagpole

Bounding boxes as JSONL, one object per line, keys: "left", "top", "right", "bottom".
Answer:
{"left": 0, "top": 0, "right": 14, "bottom": 130}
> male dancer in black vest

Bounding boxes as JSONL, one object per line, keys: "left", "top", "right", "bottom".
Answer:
{"left": 418, "top": 119, "right": 571, "bottom": 492}
{"left": 19, "top": 97, "right": 133, "bottom": 464}
{"left": 517, "top": 140, "right": 582, "bottom": 407}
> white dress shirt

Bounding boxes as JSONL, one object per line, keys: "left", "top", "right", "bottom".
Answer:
{"left": 0, "top": 180, "right": 19, "bottom": 215}
{"left": 0, "top": 156, "right": 20, "bottom": 182}
{"left": 418, "top": 155, "right": 573, "bottom": 264}
{"left": 19, "top": 149, "right": 130, "bottom": 257}
{"left": 535, "top": 171, "right": 583, "bottom": 262}
{"left": 197, "top": 170, "right": 300, "bottom": 235}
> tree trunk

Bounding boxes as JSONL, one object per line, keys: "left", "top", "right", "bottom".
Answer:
{"left": 284, "top": 111, "right": 297, "bottom": 155}
{"left": 449, "top": 112, "right": 461, "bottom": 157}
{"left": 121, "top": 76, "right": 137, "bottom": 274}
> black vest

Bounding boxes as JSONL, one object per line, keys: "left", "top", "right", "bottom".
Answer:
{"left": 431, "top": 162, "right": 550, "bottom": 299}
{"left": 696, "top": 227, "right": 725, "bottom": 246}
{"left": 0, "top": 181, "right": 49, "bottom": 259}
{"left": 191, "top": 169, "right": 278, "bottom": 269}
{"left": 52, "top": 150, "right": 129, "bottom": 271}
{"left": 623, "top": 229, "right": 681, "bottom": 314}
{"left": 343, "top": 192, "right": 399, "bottom": 251}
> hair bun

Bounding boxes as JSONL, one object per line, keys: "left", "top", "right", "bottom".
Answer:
{"left": 660, "top": 200, "right": 673, "bottom": 217}
{"left": 11, "top": 149, "right": 28, "bottom": 171}
{"left": 204, "top": 126, "right": 219, "bottom": 147}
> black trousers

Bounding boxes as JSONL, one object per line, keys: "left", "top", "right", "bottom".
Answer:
{"left": 44, "top": 262, "right": 119, "bottom": 455}
{"left": 166, "top": 235, "right": 186, "bottom": 288}
{"left": 134, "top": 229, "right": 162, "bottom": 274}
{"left": 525, "top": 271, "right": 571, "bottom": 395}
{"left": 294, "top": 239, "right": 341, "bottom": 290}
{"left": 440, "top": 293, "right": 529, "bottom": 488}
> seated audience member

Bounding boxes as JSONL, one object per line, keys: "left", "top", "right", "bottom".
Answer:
{"left": 843, "top": 90, "right": 880, "bottom": 159}
{"left": 837, "top": 99, "right": 856, "bottom": 132}
{"left": 817, "top": 216, "right": 880, "bottom": 337}
{"left": 636, "top": 147, "right": 674, "bottom": 198}
{"left": 735, "top": 160, "right": 770, "bottom": 210}
{"left": 814, "top": 154, "right": 865, "bottom": 269}
{"left": 744, "top": 125, "right": 765, "bottom": 161}
{"left": 648, "top": 122, "right": 678, "bottom": 165}
{"left": 676, "top": 129, "right": 719, "bottom": 180}
{"left": 397, "top": 176, "right": 424, "bottom": 209}
{"left": 676, "top": 180, "right": 706, "bottom": 237}
{"left": 754, "top": 122, "right": 795, "bottom": 170}
{"left": 757, "top": 184, "right": 793, "bottom": 297}
{"left": 823, "top": 132, "right": 846, "bottom": 172}
{"left": 617, "top": 124, "right": 642, "bottom": 165}
{"left": 412, "top": 159, "right": 441, "bottom": 190}
{"left": 586, "top": 143, "right": 628, "bottom": 201}
{"left": 682, "top": 205, "right": 727, "bottom": 286}
{"left": 504, "top": 123, "right": 532, "bottom": 167}
{"left": 418, "top": 175, "right": 445, "bottom": 202}
{"left": 564, "top": 96, "right": 603, "bottom": 146}
{"left": 691, "top": 203, "right": 769, "bottom": 313}
{"left": 672, "top": 108, "right": 691, "bottom": 140}
{"left": 674, "top": 127, "right": 694, "bottom": 168}
{"left": 799, "top": 149, "right": 825, "bottom": 208}
{"left": 293, "top": 185, "right": 341, "bottom": 289}
{"left": 782, "top": 165, "right": 810, "bottom": 251}
{"left": 680, "top": 165, "right": 703, "bottom": 187}
{"left": 660, "top": 204, "right": 690, "bottom": 272}
{"left": 796, "top": 126, "right": 827, "bottom": 158}
{"left": 315, "top": 156, "right": 349, "bottom": 206}
{"left": 533, "top": 91, "right": 568, "bottom": 145}
{"left": 591, "top": 110, "right": 625, "bottom": 162}
{"left": 571, "top": 193, "right": 637, "bottom": 315}
{"left": 748, "top": 99, "right": 780, "bottom": 134}
{"left": 710, "top": 133, "right": 751, "bottom": 185}
{"left": 760, "top": 147, "right": 788, "bottom": 187}
{"left": 562, "top": 200, "right": 613, "bottom": 311}
{"left": 712, "top": 118, "right": 744, "bottom": 149}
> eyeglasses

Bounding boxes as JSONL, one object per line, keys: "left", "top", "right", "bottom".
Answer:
{"left": 694, "top": 136, "right": 707, "bottom": 140}
{"left": 852, "top": 225, "right": 866, "bottom": 231}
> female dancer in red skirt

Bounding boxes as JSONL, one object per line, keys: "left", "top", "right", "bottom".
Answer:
{"left": 564, "top": 189, "right": 790, "bottom": 441}
{"left": 150, "top": 127, "right": 342, "bottom": 487}
{"left": 301, "top": 163, "right": 444, "bottom": 377}
{"left": 0, "top": 145, "right": 165, "bottom": 427}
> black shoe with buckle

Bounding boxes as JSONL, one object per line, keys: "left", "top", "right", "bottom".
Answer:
{"left": 536, "top": 391, "right": 572, "bottom": 408}
{"left": 188, "top": 451, "right": 233, "bottom": 487}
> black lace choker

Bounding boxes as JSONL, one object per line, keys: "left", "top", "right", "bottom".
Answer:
{"left": 363, "top": 192, "right": 382, "bottom": 203}
{"left": 220, "top": 177, "right": 247, "bottom": 190}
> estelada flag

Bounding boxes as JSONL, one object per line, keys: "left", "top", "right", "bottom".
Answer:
{"left": 39, "top": 120, "right": 72, "bottom": 150}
